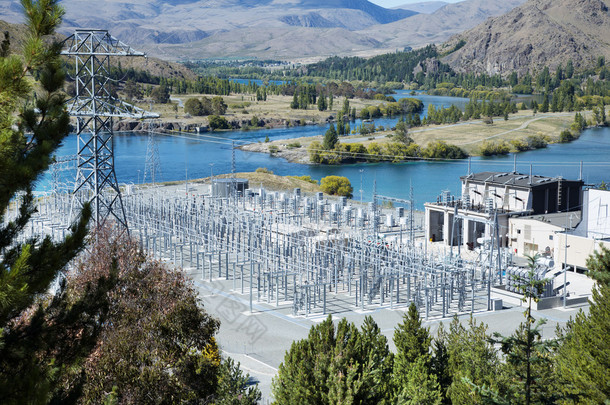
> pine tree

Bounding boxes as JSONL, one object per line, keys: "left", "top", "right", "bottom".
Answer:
{"left": 340, "top": 97, "right": 350, "bottom": 117}
{"left": 540, "top": 94, "right": 549, "bottom": 113}
{"left": 317, "top": 94, "right": 327, "bottom": 111}
{"left": 393, "top": 303, "right": 442, "bottom": 404}
{"left": 431, "top": 328, "right": 451, "bottom": 405}
{"left": 323, "top": 123, "right": 338, "bottom": 150}
{"left": 495, "top": 256, "right": 559, "bottom": 404}
{"left": 272, "top": 315, "right": 393, "bottom": 404}
{"left": 0, "top": 0, "right": 95, "bottom": 401}
{"left": 555, "top": 246, "right": 610, "bottom": 403}
{"left": 290, "top": 92, "right": 298, "bottom": 109}
{"left": 444, "top": 316, "right": 500, "bottom": 404}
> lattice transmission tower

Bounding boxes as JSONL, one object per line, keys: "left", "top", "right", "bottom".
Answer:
{"left": 143, "top": 121, "right": 162, "bottom": 185}
{"left": 62, "top": 29, "right": 158, "bottom": 229}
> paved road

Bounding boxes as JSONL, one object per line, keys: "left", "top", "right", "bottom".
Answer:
{"left": 186, "top": 265, "right": 589, "bottom": 402}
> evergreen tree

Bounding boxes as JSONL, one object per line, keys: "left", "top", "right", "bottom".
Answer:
{"left": 394, "top": 120, "right": 412, "bottom": 145}
{"left": 123, "top": 78, "right": 142, "bottom": 101}
{"left": 566, "top": 59, "right": 574, "bottom": 79}
{"left": 317, "top": 94, "right": 327, "bottom": 111}
{"left": 393, "top": 303, "right": 442, "bottom": 404}
{"left": 151, "top": 84, "right": 170, "bottom": 103}
{"left": 337, "top": 115, "right": 345, "bottom": 135}
{"left": 290, "top": 92, "right": 298, "bottom": 109}
{"left": 431, "top": 328, "right": 451, "bottom": 405}
{"left": 340, "top": 97, "right": 350, "bottom": 117}
{"left": 488, "top": 255, "right": 560, "bottom": 405}
{"left": 0, "top": 1, "right": 97, "bottom": 401}
{"left": 272, "top": 315, "right": 393, "bottom": 404}
{"left": 532, "top": 100, "right": 538, "bottom": 114}
{"left": 555, "top": 246, "right": 610, "bottom": 402}
{"left": 540, "top": 94, "right": 550, "bottom": 113}
{"left": 443, "top": 316, "right": 500, "bottom": 404}
{"left": 323, "top": 123, "right": 338, "bottom": 150}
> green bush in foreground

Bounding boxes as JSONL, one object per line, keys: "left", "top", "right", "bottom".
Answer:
{"left": 320, "top": 175, "right": 353, "bottom": 198}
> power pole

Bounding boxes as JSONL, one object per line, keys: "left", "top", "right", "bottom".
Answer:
{"left": 143, "top": 120, "right": 162, "bottom": 185}
{"left": 62, "top": 30, "right": 158, "bottom": 230}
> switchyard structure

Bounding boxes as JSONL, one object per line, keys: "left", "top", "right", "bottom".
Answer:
{"left": 19, "top": 181, "right": 513, "bottom": 319}
{"left": 61, "top": 29, "right": 158, "bottom": 229}
{"left": 5, "top": 30, "right": 538, "bottom": 320}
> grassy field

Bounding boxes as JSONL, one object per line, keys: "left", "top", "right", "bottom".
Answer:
{"left": 135, "top": 93, "right": 383, "bottom": 126}
{"left": 242, "top": 110, "right": 592, "bottom": 160}
{"left": 162, "top": 171, "right": 322, "bottom": 193}
{"left": 134, "top": 93, "right": 593, "bottom": 160}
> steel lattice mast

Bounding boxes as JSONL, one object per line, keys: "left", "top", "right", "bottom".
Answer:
{"left": 61, "top": 29, "right": 158, "bottom": 229}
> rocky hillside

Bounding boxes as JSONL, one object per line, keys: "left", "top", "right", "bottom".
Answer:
{"left": 361, "top": 0, "right": 526, "bottom": 51}
{"left": 441, "top": 0, "right": 610, "bottom": 75}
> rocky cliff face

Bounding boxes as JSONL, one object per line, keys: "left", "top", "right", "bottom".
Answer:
{"left": 441, "top": 0, "right": 610, "bottom": 76}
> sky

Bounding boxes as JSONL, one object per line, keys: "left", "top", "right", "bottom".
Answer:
{"left": 369, "top": 0, "right": 463, "bottom": 7}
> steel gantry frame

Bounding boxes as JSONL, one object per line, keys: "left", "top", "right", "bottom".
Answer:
{"left": 23, "top": 180, "right": 507, "bottom": 320}
{"left": 61, "top": 29, "right": 158, "bottom": 229}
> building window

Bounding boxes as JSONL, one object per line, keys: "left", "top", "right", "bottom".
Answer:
{"left": 549, "top": 235, "right": 553, "bottom": 240}
{"left": 517, "top": 229, "right": 521, "bottom": 234}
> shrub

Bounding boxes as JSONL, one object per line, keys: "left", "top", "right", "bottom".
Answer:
{"left": 268, "top": 145, "right": 279, "bottom": 155}
{"left": 479, "top": 141, "right": 511, "bottom": 156}
{"left": 526, "top": 135, "right": 547, "bottom": 149}
{"left": 289, "top": 175, "right": 318, "bottom": 184}
{"left": 511, "top": 139, "right": 530, "bottom": 152}
{"left": 347, "top": 143, "right": 367, "bottom": 159}
{"left": 559, "top": 129, "right": 575, "bottom": 143}
{"left": 150, "top": 85, "right": 170, "bottom": 104}
{"left": 287, "top": 142, "right": 302, "bottom": 149}
{"left": 184, "top": 98, "right": 204, "bottom": 116}
{"left": 208, "top": 115, "right": 229, "bottom": 130}
{"left": 255, "top": 167, "right": 274, "bottom": 174}
{"left": 308, "top": 141, "right": 323, "bottom": 163}
{"left": 320, "top": 175, "right": 353, "bottom": 198}
{"left": 512, "top": 84, "right": 534, "bottom": 94}
{"left": 366, "top": 142, "right": 383, "bottom": 162}
{"left": 423, "top": 141, "right": 468, "bottom": 159}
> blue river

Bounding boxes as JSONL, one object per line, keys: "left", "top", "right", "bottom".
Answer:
{"left": 44, "top": 91, "right": 610, "bottom": 209}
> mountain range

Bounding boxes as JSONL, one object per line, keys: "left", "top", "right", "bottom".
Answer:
{"left": 0, "top": 0, "right": 524, "bottom": 60}
{"left": 393, "top": 2, "right": 448, "bottom": 14}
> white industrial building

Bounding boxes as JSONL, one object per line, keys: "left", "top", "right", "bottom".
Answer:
{"left": 425, "top": 171, "right": 583, "bottom": 250}
{"left": 508, "top": 188, "right": 610, "bottom": 272}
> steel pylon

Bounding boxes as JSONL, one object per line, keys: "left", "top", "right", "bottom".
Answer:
{"left": 143, "top": 121, "right": 162, "bottom": 185}
{"left": 61, "top": 29, "right": 158, "bottom": 230}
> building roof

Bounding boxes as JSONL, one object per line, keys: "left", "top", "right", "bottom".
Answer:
{"left": 514, "top": 211, "right": 582, "bottom": 229}
{"left": 461, "top": 171, "right": 582, "bottom": 188}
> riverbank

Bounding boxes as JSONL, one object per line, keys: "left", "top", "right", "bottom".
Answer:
{"left": 240, "top": 110, "right": 590, "bottom": 163}
{"left": 122, "top": 94, "right": 386, "bottom": 133}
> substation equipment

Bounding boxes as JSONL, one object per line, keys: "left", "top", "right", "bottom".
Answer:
{"left": 6, "top": 31, "right": 531, "bottom": 320}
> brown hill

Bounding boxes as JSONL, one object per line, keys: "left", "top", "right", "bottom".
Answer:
{"left": 360, "top": 0, "right": 525, "bottom": 52}
{"left": 441, "top": 0, "right": 610, "bottom": 76}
